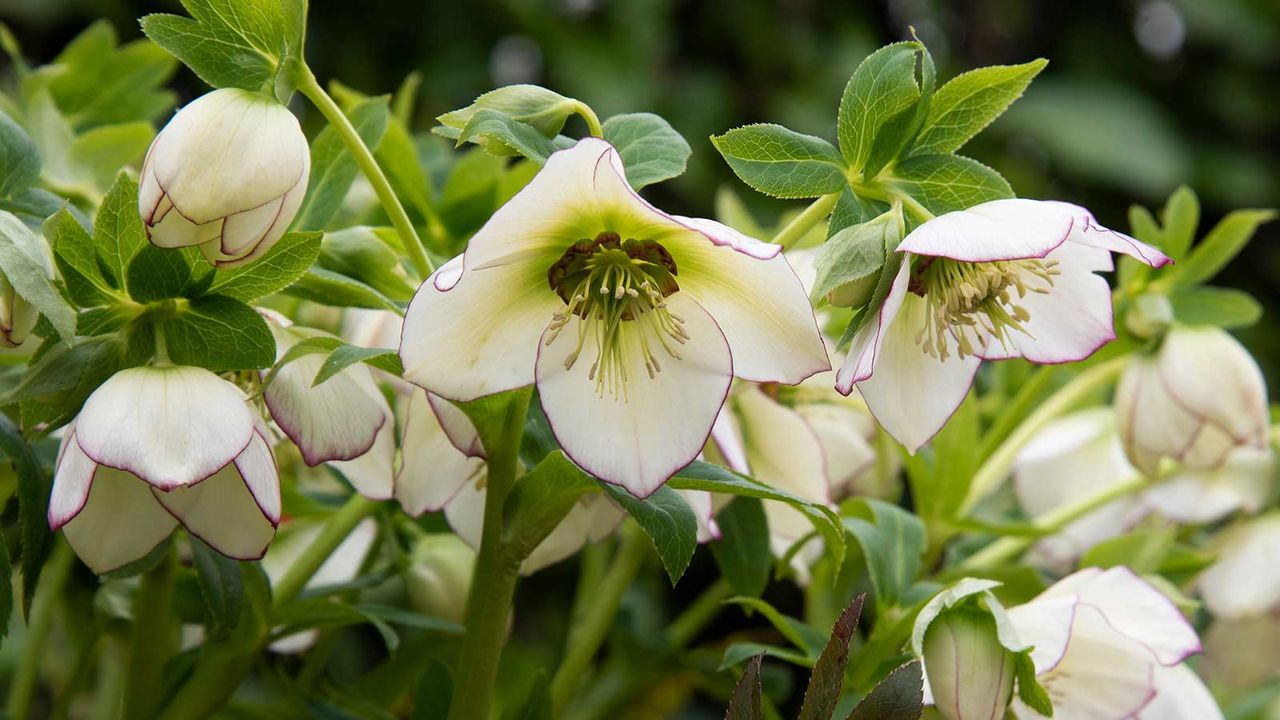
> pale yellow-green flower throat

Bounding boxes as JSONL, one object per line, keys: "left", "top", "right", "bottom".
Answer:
{"left": 546, "top": 232, "right": 688, "bottom": 399}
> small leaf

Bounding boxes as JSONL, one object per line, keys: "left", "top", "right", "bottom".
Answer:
{"left": 160, "top": 294, "right": 276, "bottom": 371}
{"left": 728, "top": 596, "right": 828, "bottom": 658}
{"left": 799, "top": 594, "right": 865, "bottom": 720}
{"left": 602, "top": 113, "right": 691, "bottom": 189}
{"left": 844, "top": 498, "right": 927, "bottom": 611}
{"left": 599, "top": 483, "right": 698, "bottom": 585}
{"left": 1169, "top": 286, "right": 1262, "bottom": 329}
{"left": 126, "top": 244, "right": 194, "bottom": 302}
{"left": 503, "top": 451, "right": 597, "bottom": 560}
{"left": 94, "top": 173, "right": 149, "bottom": 293}
{"left": 437, "top": 85, "right": 579, "bottom": 140}
{"left": 313, "top": 344, "right": 403, "bottom": 386}
{"left": 1079, "top": 527, "right": 1176, "bottom": 574}
{"left": 888, "top": 154, "right": 1013, "bottom": 217}
{"left": 286, "top": 266, "right": 402, "bottom": 310}
{"left": 712, "top": 124, "right": 847, "bottom": 199}
{"left": 45, "top": 209, "right": 114, "bottom": 306}
{"left": 0, "top": 212, "right": 76, "bottom": 341}
{"left": 295, "top": 97, "right": 391, "bottom": 231}
{"left": 810, "top": 214, "right": 895, "bottom": 306}
{"left": 725, "top": 654, "right": 763, "bottom": 720}
{"left": 0, "top": 413, "right": 51, "bottom": 615}
{"left": 1173, "top": 209, "right": 1276, "bottom": 288}
{"left": 457, "top": 108, "right": 557, "bottom": 163}
{"left": 846, "top": 660, "right": 924, "bottom": 720}
{"left": 709, "top": 497, "right": 771, "bottom": 598}
{"left": 205, "top": 231, "right": 323, "bottom": 302}
{"left": 141, "top": 0, "right": 305, "bottom": 92}
{"left": 0, "top": 110, "right": 40, "bottom": 199}
{"left": 1160, "top": 185, "right": 1199, "bottom": 260}
{"left": 1014, "top": 652, "right": 1053, "bottom": 717}
{"left": 189, "top": 536, "right": 243, "bottom": 640}
{"left": 720, "top": 642, "right": 813, "bottom": 671}
{"left": 1, "top": 335, "right": 126, "bottom": 420}
{"left": 837, "top": 42, "right": 927, "bottom": 176}
{"left": 912, "top": 59, "right": 1047, "bottom": 156}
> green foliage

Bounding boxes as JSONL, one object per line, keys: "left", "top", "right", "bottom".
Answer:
{"left": 726, "top": 655, "right": 764, "bottom": 720}
{"left": 601, "top": 113, "right": 691, "bottom": 189}
{"left": 837, "top": 41, "right": 931, "bottom": 179}
{"left": 436, "top": 85, "right": 579, "bottom": 144}
{"left": 315, "top": 226, "right": 416, "bottom": 303}
{"left": 797, "top": 594, "right": 863, "bottom": 720}
{"left": 845, "top": 661, "right": 923, "bottom": 720}
{"left": 911, "top": 59, "right": 1046, "bottom": 156}
{"left": 844, "top": 499, "right": 926, "bottom": 611}
{"left": 502, "top": 451, "right": 596, "bottom": 560}
{"left": 295, "top": 96, "right": 391, "bottom": 231}
{"left": 1169, "top": 286, "right": 1262, "bottom": 329}
{"left": 1171, "top": 208, "right": 1276, "bottom": 288}
{"left": 126, "top": 244, "right": 195, "bottom": 303}
{"left": 0, "top": 111, "right": 39, "bottom": 198}
{"left": 91, "top": 173, "right": 149, "bottom": 295}
{"left": 709, "top": 497, "right": 771, "bottom": 598}
{"left": 599, "top": 483, "right": 698, "bottom": 585}
{"left": 312, "top": 344, "right": 402, "bottom": 386}
{"left": 711, "top": 124, "right": 848, "bottom": 199}
{"left": 0, "top": 412, "right": 51, "bottom": 615}
{"left": 189, "top": 536, "right": 244, "bottom": 640}
{"left": 159, "top": 295, "right": 276, "bottom": 371}
{"left": 206, "top": 231, "right": 323, "bottom": 302}
{"left": 0, "top": 211, "right": 76, "bottom": 340}
{"left": 456, "top": 108, "right": 558, "bottom": 164}
{"left": 809, "top": 209, "right": 896, "bottom": 307}
{"left": 887, "top": 154, "right": 1013, "bottom": 216}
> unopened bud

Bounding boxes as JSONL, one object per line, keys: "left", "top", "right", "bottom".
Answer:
{"left": 923, "top": 609, "right": 1015, "bottom": 720}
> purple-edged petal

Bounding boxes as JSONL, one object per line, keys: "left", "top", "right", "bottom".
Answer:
{"left": 1135, "top": 664, "right": 1223, "bottom": 720}
{"left": 710, "top": 405, "right": 750, "bottom": 475}
{"left": 49, "top": 425, "right": 94, "bottom": 530}
{"left": 1156, "top": 326, "right": 1269, "bottom": 449}
{"left": 1143, "top": 446, "right": 1274, "bottom": 524}
{"left": 62, "top": 466, "right": 178, "bottom": 574}
{"left": 235, "top": 425, "right": 282, "bottom": 523}
{"left": 897, "top": 199, "right": 1076, "bottom": 263}
{"left": 536, "top": 294, "right": 732, "bottom": 498}
{"left": 396, "top": 390, "right": 485, "bottom": 516}
{"left": 1115, "top": 356, "right": 1204, "bottom": 476}
{"left": 400, "top": 254, "right": 562, "bottom": 402}
{"left": 1197, "top": 514, "right": 1280, "bottom": 619}
{"left": 75, "top": 366, "right": 254, "bottom": 490}
{"left": 428, "top": 393, "right": 486, "bottom": 459}
{"left": 835, "top": 262, "right": 911, "bottom": 393}
{"left": 1049, "top": 201, "right": 1172, "bottom": 268}
{"left": 154, "top": 456, "right": 278, "bottom": 561}
{"left": 330, "top": 417, "right": 395, "bottom": 500}
{"left": 1007, "top": 594, "right": 1078, "bottom": 674}
{"left": 680, "top": 489, "right": 720, "bottom": 542}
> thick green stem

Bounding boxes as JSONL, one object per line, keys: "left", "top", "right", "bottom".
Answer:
{"left": 573, "top": 101, "right": 605, "bottom": 138}
{"left": 7, "top": 540, "right": 74, "bottom": 720}
{"left": 448, "top": 392, "right": 530, "bottom": 720}
{"left": 958, "top": 356, "right": 1128, "bottom": 516}
{"left": 123, "top": 545, "right": 179, "bottom": 720}
{"left": 297, "top": 69, "right": 434, "bottom": 278}
{"left": 550, "top": 523, "right": 648, "bottom": 713}
{"left": 666, "top": 578, "right": 731, "bottom": 649}
{"left": 771, "top": 192, "right": 840, "bottom": 249}
{"left": 960, "top": 474, "right": 1149, "bottom": 571}
{"left": 272, "top": 494, "right": 379, "bottom": 611}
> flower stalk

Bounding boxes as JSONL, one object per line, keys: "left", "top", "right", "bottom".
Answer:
{"left": 270, "top": 493, "right": 380, "bottom": 610}
{"left": 7, "top": 540, "right": 74, "bottom": 720}
{"left": 771, "top": 192, "right": 839, "bottom": 249}
{"left": 123, "top": 544, "right": 179, "bottom": 720}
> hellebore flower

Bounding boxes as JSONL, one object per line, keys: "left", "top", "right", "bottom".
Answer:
{"left": 922, "top": 609, "right": 1016, "bottom": 720}
{"left": 138, "top": 88, "right": 310, "bottom": 267}
{"left": 406, "top": 532, "right": 477, "bottom": 624}
{"left": 1196, "top": 514, "right": 1280, "bottom": 620}
{"left": 1115, "top": 324, "right": 1269, "bottom": 477}
{"left": 47, "top": 366, "right": 280, "bottom": 573}
{"left": 262, "top": 314, "right": 395, "bottom": 499}
{"left": 1007, "top": 566, "right": 1202, "bottom": 720}
{"left": 0, "top": 244, "right": 50, "bottom": 348}
{"left": 399, "top": 138, "right": 828, "bottom": 497}
{"left": 837, "top": 199, "right": 1170, "bottom": 452}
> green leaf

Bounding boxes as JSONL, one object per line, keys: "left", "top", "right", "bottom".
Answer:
{"left": 912, "top": 59, "right": 1047, "bottom": 156}
{"left": 205, "top": 231, "right": 323, "bottom": 302}
{"left": 711, "top": 124, "right": 847, "bottom": 199}
{"left": 0, "top": 412, "right": 51, "bottom": 615}
{"left": 94, "top": 173, "right": 149, "bottom": 293}
{"left": 45, "top": 209, "right": 114, "bottom": 306}
{"left": 727, "top": 596, "right": 828, "bottom": 657}
{"left": 828, "top": 186, "right": 889, "bottom": 238}
{"left": 500, "top": 670, "right": 552, "bottom": 720}
{"left": 317, "top": 227, "right": 416, "bottom": 303}
{"left": 126, "top": 245, "right": 193, "bottom": 302}
{"left": 437, "top": 85, "right": 579, "bottom": 140}
{"left": 725, "top": 654, "right": 764, "bottom": 720}
{"left": 602, "top": 113, "right": 691, "bottom": 189}
{"left": 0, "top": 526, "right": 10, "bottom": 648}
{"left": 598, "top": 483, "right": 697, "bottom": 585}
{"left": 1014, "top": 652, "right": 1053, "bottom": 717}
{"left": 502, "top": 451, "right": 597, "bottom": 560}
{"left": 1170, "top": 286, "right": 1262, "bottom": 329}
{"left": 904, "top": 393, "right": 980, "bottom": 523}
{"left": 313, "top": 344, "right": 403, "bottom": 386}
{"left": 798, "top": 594, "right": 865, "bottom": 720}
{"left": 720, "top": 642, "right": 813, "bottom": 671}
{"left": 669, "top": 461, "right": 845, "bottom": 568}
{"left": 709, "top": 497, "right": 771, "bottom": 598}
{"left": 844, "top": 498, "right": 927, "bottom": 611}
{"left": 0, "top": 212, "right": 76, "bottom": 341}
{"left": 837, "top": 42, "right": 927, "bottom": 177}
{"left": 67, "top": 122, "right": 156, "bottom": 195}
{"left": 846, "top": 660, "right": 924, "bottom": 720}
{"left": 1, "top": 335, "right": 126, "bottom": 422}
{"left": 888, "top": 154, "right": 1013, "bottom": 216}
{"left": 189, "top": 536, "right": 243, "bottom": 640}
{"left": 160, "top": 295, "right": 276, "bottom": 371}
{"left": 456, "top": 108, "right": 557, "bottom": 163}
{"left": 141, "top": 0, "right": 305, "bottom": 92}
{"left": 286, "top": 266, "right": 402, "bottom": 310}
{"left": 1160, "top": 185, "right": 1199, "bottom": 260}
{"left": 1172, "top": 209, "right": 1276, "bottom": 288}
{"left": 42, "top": 21, "right": 177, "bottom": 130}
{"left": 1079, "top": 527, "right": 1176, "bottom": 573}
{"left": 810, "top": 213, "right": 895, "bottom": 307}
{"left": 0, "top": 110, "right": 39, "bottom": 198}
{"left": 295, "top": 97, "right": 391, "bottom": 231}
{"left": 412, "top": 659, "right": 453, "bottom": 720}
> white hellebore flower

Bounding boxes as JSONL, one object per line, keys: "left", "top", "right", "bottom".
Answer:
{"left": 139, "top": 88, "right": 310, "bottom": 267}
{"left": 837, "top": 199, "right": 1170, "bottom": 452}
{"left": 48, "top": 366, "right": 280, "bottom": 573}
{"left": 1007, "top": 567, "right": 1205, "bottom": 720}
{"left": 1115, "top": 324, "right": 1269, "bottom": 477}
{"left": 1196, "top": 514, "right": 1280, "bottom": 620}
{"left": 262, "top": 314, "right": 395, "bottom": 500}
{"left": 399, "top": 138, "right": 828, "bottom": 498}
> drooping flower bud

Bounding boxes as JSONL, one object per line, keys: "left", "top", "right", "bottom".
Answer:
{"left": 405, "top": 533, "right": 476, "bottom": 624}
{"left": 922, "top": 609, "right": 1015, "bottom": 720}
{"left": 138, "top": 88, "right": 310, "bottom": 267}
{"left": 0, "top": 268, "right": 39, "bottom": 347}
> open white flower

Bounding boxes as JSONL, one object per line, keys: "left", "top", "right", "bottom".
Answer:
{"left": 262, "top": 315, "right": 395, "bottom": 500}
{"left": 1116, "top": 324, "right": 1269, "bottom": 477}
{"left": 1196, "top": 514, "right": 1280, "bottom": 620}
{"left": 399, "top": 138, "right": 828, "bottom": 498}
{"left": 48, "top": 366, "right": 280, "bottom": 573}
{"left": 837, "top": 199, "right": 1170, "bottom": 452}
{"left": 1007, "top": 567, "right": 1203, "bottom": 720}
{"left": 138, "top": 88, "right": 310, "bottom": 267}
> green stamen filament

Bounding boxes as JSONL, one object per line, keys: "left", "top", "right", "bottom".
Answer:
{"left": 915, "top": 257, "right": 1060, "bottom": 360}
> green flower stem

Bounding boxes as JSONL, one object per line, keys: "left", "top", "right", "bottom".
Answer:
{"left": 448, "top": 392, "right": 531, "bottom": 720}
{"left": 7, "top": 539, "right": 74, "bottom": 720}
{"left": 665, "top": 578, "right": 731, "bottom": 649}
{"left": 771, "top": 192, "right": 840, "bottom": 249}
{"left": 123, "top": 544, "right": 179, "bottom": 720}
{"left": 977, "top": 365, "right": 1058, "bottom": 461}
{"left": 296, "top": 68, "right": 434, "bottom": 278}
{"left": 960, "top": 473, "right": 1150, "bottom": 571}
{"left": 958, "top": 355, "right": 1129, "bottom": 517}
{"left": 272, "top": 494, "right": 380, "bottom": 611}
{"left": 90, "top": 637, "right": 129, "bottom": 720}
{"left": 574, "top": 101, "right": 605, "bottom": 138}
{"left": 550, "top": 522, "right": 649, "bottom": 713}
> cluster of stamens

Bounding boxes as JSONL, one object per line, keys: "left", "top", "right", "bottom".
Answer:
{"left": 910, "top": 256, "right": 1060, "bottom": 360}
{"left": 545, "top": 232, "right": 687, "bottom": 400}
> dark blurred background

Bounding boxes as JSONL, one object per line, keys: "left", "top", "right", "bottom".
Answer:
{"left": 4, "top": 0, "right": 1279, "bottom": 376}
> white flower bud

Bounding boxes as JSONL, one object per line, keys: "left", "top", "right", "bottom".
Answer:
{"left": 139, "top": 88, "right": 310, "bottom": 267}
{"left": 406, "top": 533, "right": 476, "bottom": 624}
{"left": 923, "top": 609, "right": 1015, "bottom": 720}
{"left": 0, "top": 270, "right": 39, "bottom": 347}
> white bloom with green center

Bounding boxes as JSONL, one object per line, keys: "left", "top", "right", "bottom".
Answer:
{"left": 836, "top": 199, "right": 1170, "bottom": 452}
{"left": 47, "top": 365, "right": 280, "bottom": 573}
{"left": 138, "top": 88, "right": 310, "bottom": 267}
{"left": 399, "top": 138, "right": 828, "bottom": 497}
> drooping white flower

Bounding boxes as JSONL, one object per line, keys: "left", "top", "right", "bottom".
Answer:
{"left": 262, "top": 314, "right": 395, "bottom": 500}
{"left": 1141, "top": 445, "right": 1273, "bottom": 524}
{"left": 1196, "top": 514, "right": 1280, "bottom": 620}
{"left": 47, "top": 366, "right": 280, "bottom": 573}
{"left": 1007, "top": 567, "right": 1203, "bottom": 720}
{"left": 837, "top": 199, "right": 1170, "bottom": 452}
{"left": 138, "top": 88, "right": 310, "bottom": 267}
{"left": 1115, "top": 324, "right": 1269, "bottom": 477}
{"left": 1132, "top": 664, "right": 1224, "bottom": 720}
{"left": 399, "top": 138, "right": 828, "bottom": 498}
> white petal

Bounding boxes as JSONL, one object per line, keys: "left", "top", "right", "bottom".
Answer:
{"left": 734, "top": 386, "right": 829, "bottom": 506}
{"left": 428, "top": 393, "right": 486, "bottom": 458}
{"left": 62, "top": 466, "right": 178, "bottom": 574}
{"left": 1134, "top": 664, "right": 1223, "bottom": 720}
{"left": 835, "top": 261, "right": 910, "bottom": 393}
{"left": 709, "top": 405, "right": 750, "bottom": 475}
{"left": 680, "top": 489, "right": 720, "bottom": 542}
{"left": 400, "top": 254, "right": 562, "bottom": 402}
{"left": 897, "top": 199, "right": 1077, "bottom": 262}
{"left": 1008, "top": 594, "right": 1079, "bottom": 673}
{"left": 75, "top": 366, "right": 254, "bottom": 490}
{"left": 1115, "top": 357, "right": 1204, "bottom": 476}
{"left": 1144, "top": 446, "right": 1274, "bottom": 524}
{"left": 396, "top": 390, "right": 486, "bottom": 516}
{"left": 330, "top": 416, "right": 396, "bottom": 500}
{"left": 523, "top": 493, "right": 624, "bottom": 574}
{"left": 219, "top": 194, "right": 285, "bottom": 257}
{"left": 1052, "top": 202, "right": 1172, "bottom": 268}
{"left": 853, "top": 292, "right": 982, "bottom": 453}
{"left": 147, "top": 204, "right": 222, "bottom": 248}
{"left": 49, "top": 425, "right": 94, "bottom": 530}
{"left": 1156, "top": 326, "right": 1269, "bottom": 452}
{"left": 443, "top": 479, "right": 485, "bottom": 551}
{"left": 536, "top": 294, "right": 732, "bottom": 498}
{"left": 235, "top": 426, "right": 282, "bottom": 523}
{"left": 1197, "top": 514, "right": 1280, "bottom": 619}
{"left": 154, "top": 456, "right": 277, "bottom": 561}
{"left": 795, "top": 402, "right": 876, "bottom": 497}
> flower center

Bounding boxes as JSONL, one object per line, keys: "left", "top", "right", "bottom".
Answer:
{"left": 910, "top": 256, "right": 1060, "bottom": 359}
{"left": 544, "top": 232, "right": 688, "bottom": 399}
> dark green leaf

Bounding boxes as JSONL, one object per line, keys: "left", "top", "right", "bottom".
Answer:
{"left": 602, "top": 113, "right": 691, "bottom": 189}
{"left": 141, "top": 0, "right": 305, "bottom": 92}
{"left": 457, "top": 108, "right": 557, "bottom": 163}
{"left": 1173, "top": 209, "right": 1276, "bottom": 288}
{"left": 0, "top": 413, "right": 51, "bottom": 615}
{"left": 127, "top": 245, "right": 193, "bottom": 302}
{"left": 313, "top": 344, "right": 403, "bottom": 386}
{"left": 296, "top": 97, "right": 391, "bottom": 231}
{"left": 411, "top": 659, "right": 453, "bottom": 720}
{"left": 2, "top": 334, "right": 126, "bottom": 424}
{"left": 0, "top": 212, "right": 76, "bottom": 340}
{"left": 189, "top": 536, "right": 243, "bottom": 640}
{"left": 502, "top": 450, "right": 596, "bottom": 560}
{"left": 844, "top": 499, "right": 927, "bottom": 611}
{"left": 1014, "top": 652, "right": 1053, "bottom": 717}
{"left": 912, "top": 60, "right": 1047, "bottom": 156}
{"left": 710, "top": 497, "right": 771, "bottom": 598}
{"left": 599, "top": 483, "right": 697, "bottom": 585}
{"left": 94, "top": 173, "right": 149, "bottom": 293}
{"left": 0, "top": 526, "right": 10, "bottom": 648}
{"left": 316, "top": 226, "right": 416, "bottom": 303}
{"left": 720, "top": 642, "right": 813, "bottom": 671}
{"left": 846, "top": 660, "right": 923, "bottom": 720}
{"left": 0, "top": 110, "right": 40, "bottom": 198}
{"left": 286, "top": 266, "right": 402, "bottom": 310}
{"left": 161, "top": 294, "right": 275, "bottom": 371}
{"left": 837, "top": 42, "right": 926, "bottom": 176}
{"left": 725, "top": 654, "right": 763, "bottom": 720}
{"left": 888, "top": 154, "right": 1013, "bottom": 216}
{"left": 500, "top": 670, "right": 552, "bottom": 720}
{"left": 45, "top": 209, "right": 114, "bottom": 306}
{"left": 712, "top": 124, "right": 847, "bottom": 199}
{"left": 205, "top": 231, "right": 323, "bottom": 302}
{"left": 799, "top": 594, "right": 865, "bottom": 720}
